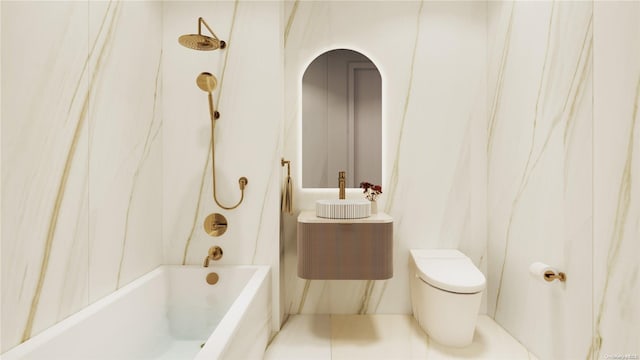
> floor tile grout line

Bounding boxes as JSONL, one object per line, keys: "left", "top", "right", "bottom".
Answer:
{"left": 270, "top": 314, "right": 534, "bottom": 359}
{"left": 329, "top": 314, "right": 333, "bottom": 360}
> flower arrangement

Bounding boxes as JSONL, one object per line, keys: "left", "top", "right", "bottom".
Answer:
{"left": 359, "top": 182, "right": 382, "bottom": 201}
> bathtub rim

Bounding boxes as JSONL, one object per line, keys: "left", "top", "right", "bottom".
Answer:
{"left": 1, "top": 266, "right": 166, "bottom": 359}
{"left": 196, "top": 264, "right": 271, "bottom": 360}
{"left": 2, "top": 264, "right": 270, "bottom": 359}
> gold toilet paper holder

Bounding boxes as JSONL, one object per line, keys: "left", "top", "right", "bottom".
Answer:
{"left": 543, "top": 270, "right": 566, "bottom": 282}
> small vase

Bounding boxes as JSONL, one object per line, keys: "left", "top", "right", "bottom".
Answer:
{"left": 370, "top": 200, "right": 378, "bottom": 214}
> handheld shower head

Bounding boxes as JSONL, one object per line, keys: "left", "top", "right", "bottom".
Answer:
{"left": 197, "top": 72, "right": 220, "bottom": 120}
{"left": 196, "top": 72, "right": 217, "bottom": 92}
{"left": 178, "top": 17, "right": 226, "bottom": 51}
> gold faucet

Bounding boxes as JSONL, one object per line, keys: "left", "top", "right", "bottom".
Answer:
{"left": 339, "top": 171, "right": 346, "bottom": 199}
{"left": 203, "top": 246, "right": 223, "bottom": 267}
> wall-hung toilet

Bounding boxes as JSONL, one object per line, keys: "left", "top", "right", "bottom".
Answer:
{"left": 409, "top": 249, "right": 486, "bottom": 347}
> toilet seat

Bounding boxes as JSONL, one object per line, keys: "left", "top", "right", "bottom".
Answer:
{"left": 411, "top": 250, "right": 485, "bottom": 294}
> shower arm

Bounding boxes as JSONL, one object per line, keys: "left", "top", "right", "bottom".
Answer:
{"left": 198, "top": 17, "right": 221, "bottom": 43}
{"left": 209, "top": 110, "right": 248, "bottom": 210}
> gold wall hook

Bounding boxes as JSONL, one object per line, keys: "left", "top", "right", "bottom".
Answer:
{"left": 281, "top": 158, "right": 291, "bottom": 177}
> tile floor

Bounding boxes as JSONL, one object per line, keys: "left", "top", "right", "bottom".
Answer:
{"left": 264, "top": 315, "right": 538, "bottom": 360}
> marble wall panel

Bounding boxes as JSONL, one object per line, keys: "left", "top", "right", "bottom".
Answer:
{"left": 1, "top": 0, "right": 163, "bottom": 352}
{"left": 1, "top": 2, "right": 90, "bottom": 351}
{"left": 162, "top": 0, "right": 282, "bottom": 330}
{"left": 487, "top": 2, "right": 594, "bottom": 359}
{"left": 3, "top": 2, "right": 636, "bottom": 358}
{"left": 87, "top": 0, "right": 163, "bottom": 303}
{"left": 488, "top": 2, "right": 640, "bottom": 359}
{"left": 282, "top": 1, "right": 487, "bottom": 315}
{"left": 592, "top": 2, "right": 640, "bottom": 358}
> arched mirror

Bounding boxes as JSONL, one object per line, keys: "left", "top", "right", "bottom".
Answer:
{"left": 302, "top": 49, "right": 382, "bottom": 188}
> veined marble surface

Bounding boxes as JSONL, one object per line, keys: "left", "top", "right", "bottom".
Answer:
{"left": 282, "top": 1, "right": 487, "bottom": 316}
{"left": 2, "top": 2, "right": 90, "bottom": 351}
{"left": 265, "top": 315, "right": 537, "bottom": 360}
{"left": 87, "top": 0, "right": 163, "bottom": 303}
{"left": 488, "top": 1, "right": 640, "bottom": 359}
{"left": 592, "top": 2, "right": 640, "bottom": 358}
{"left": 1, "top": 1, "right": 163, "bottom": 352}
{"left": 2, "top": 1, "right": 637, "bottom": 357}
{"left": 161, "top": 1, "right": 282, "bottom": 330}
{"left": 487, "top": 2, "right": 593, "bottom": 359}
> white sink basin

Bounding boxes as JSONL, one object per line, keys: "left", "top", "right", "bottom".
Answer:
{"left": 316, "top": 199, "right": 371, "bottom": 219}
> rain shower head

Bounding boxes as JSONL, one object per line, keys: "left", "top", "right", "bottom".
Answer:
{"left": 178, "top": 17, "right": 226, "bottom": 51}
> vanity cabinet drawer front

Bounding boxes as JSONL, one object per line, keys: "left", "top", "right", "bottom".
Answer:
{"left": 297, "top": 222, "right": 393, "bottom": 280}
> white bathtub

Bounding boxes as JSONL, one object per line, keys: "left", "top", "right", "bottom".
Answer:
{"left": 2, "top": 265, "right": 271, "bottom": 360}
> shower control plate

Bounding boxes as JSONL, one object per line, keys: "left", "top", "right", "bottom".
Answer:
{"left": 204, "top": 213, "right": 227, "bottom": 236}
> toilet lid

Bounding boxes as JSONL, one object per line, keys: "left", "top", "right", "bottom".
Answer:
{"left": 412, "top": 256, "right": 486, "bottom": 294}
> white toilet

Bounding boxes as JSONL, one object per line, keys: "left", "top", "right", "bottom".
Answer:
{"left": 409, "top": 249, "right": 486, "bottom": 347}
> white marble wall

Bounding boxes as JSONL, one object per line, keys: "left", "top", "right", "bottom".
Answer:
{"left": 487, "top": 1, "right": 639, "bottom": 359}
{"left": 3, "top": 2, "right": 636, "bottom": 357}
{"left": 161, "top": 1, "right": 282, "bottom": 330}
{"left": 282, "top": 1, "right": 487, "bottom": 315}
{"left": 592, "top": 2, "right": 640, "bottom": 358}
{"left": 1, "top": 1, "right": 163, "bottom": 353}
{"left": 487, "top": 2, "right": 593, "bottom": 359}
{"left": 87, "top": 0, "right": 163, "bottom": 304}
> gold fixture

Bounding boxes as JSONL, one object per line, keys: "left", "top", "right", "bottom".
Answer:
{"left": 339, "top": 171, "right": 346, "bottom": 199}
{"left": 204, "top": 213, "right": 227, "bottom": 237}
{"left": 178, "top": 17, "right": 226, "bottom": 51}
{"left": 544, "top": 270, "right": 566, "bottom": 282}
{"left": 196, "top": 72, "right": 248, "bottom": 210}
{"left": 281, "top": 158, "right": 293, "bottom": 214}
{"left": 203, "top": 246, "right": 223, "bottom": 267}
{"left": 281, "top": 158, "right": 291, "bottom": 177}
{"left": 197, "top": 72, "right": 221, "bottom": 120}
{"left": 206, "top": 272, "right": 220, "bottom": 285}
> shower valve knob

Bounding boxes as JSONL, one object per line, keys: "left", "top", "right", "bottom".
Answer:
{"left": 204, "top": 213, "right": 227, "bottom": 237}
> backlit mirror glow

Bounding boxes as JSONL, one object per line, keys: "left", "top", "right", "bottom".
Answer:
{"left": 302, "top": 49, "right": 382, "bottom": 188}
